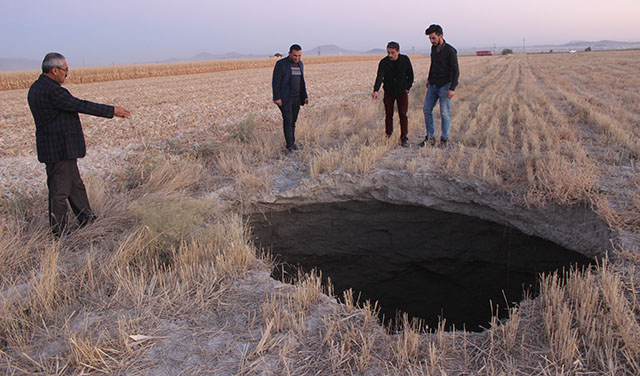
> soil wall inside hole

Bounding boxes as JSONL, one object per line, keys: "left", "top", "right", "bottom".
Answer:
{"left": 261, "top": 170, "right": 613, "bottom": 259}
{"left": 249, "top": 200, "right": 594, "bottom": 331}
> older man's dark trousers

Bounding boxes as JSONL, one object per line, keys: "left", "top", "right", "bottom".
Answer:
{"left": 279, "top": 96, "right": 301, "bottom": 149}
{"left": 45, "top": 159, "right": 93, "bottom": 236}
{"left": 383, "top": 92, "right": 409, "bottom": 141}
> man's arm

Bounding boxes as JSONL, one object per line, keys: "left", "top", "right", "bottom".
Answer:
{"left": 372, "top": 59, "right": 385, "bottom": 99}
{"left": 406, "top": 56, "right": 414, "bottom": 93}
{"left": 448, "top": 47, "right": 460, "bottom": 92}
{"left": 300, "top": 61, "right": 309, "bottom": 105}
{"left": 50, "top": 85, "right": 131, "bottom": 118}
{"left": 51, "top": 85, "right": 115, "bottom": 118}
{"left": 272, "top": 60, "right": 283, "bottom": 105}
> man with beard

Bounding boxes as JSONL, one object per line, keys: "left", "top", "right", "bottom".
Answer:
{"left": 419, "top": 24, "right": 459, "bottom": 147}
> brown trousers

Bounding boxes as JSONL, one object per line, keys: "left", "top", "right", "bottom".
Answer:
{"left": 45, "top": 159, "right": 93, "bottom": 235}
{"left": 383, "top": 92, "right": 409, "bottom": 141}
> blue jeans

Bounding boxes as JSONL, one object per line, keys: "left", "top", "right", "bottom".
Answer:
{"left": 423, "top": 83, "right": 451, "bottom": 139}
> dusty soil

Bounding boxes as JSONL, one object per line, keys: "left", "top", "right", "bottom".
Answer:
{"left": 0, "top": 58, "right": 430, "bottom": 198}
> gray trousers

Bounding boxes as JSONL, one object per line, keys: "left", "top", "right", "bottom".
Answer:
{"left": 279, "top": 96, "right": 301, "bottom": 149}
{"left": 45, "top": 159, "right": 94, "bottom": 235}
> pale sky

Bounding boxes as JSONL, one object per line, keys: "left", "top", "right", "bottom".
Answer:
{"left": 2, "top": 0, "right": 639, "bottom": 66}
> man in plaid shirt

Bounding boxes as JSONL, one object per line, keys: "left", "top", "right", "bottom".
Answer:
{"left": 28, "top": 52, "right": 131, "bottom": 237}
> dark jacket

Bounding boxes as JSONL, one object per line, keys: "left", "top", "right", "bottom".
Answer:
{"left": 428, "top": 41, "right": 459, "bottom": 90}
{"left": 272, "top": 57, "right": 308, "bottom": 105}
{"left": 373, "top": 54, "right": 414, "bottom": 96}
{"left": 27, "top": 74, "right": 114, "bottom": 163}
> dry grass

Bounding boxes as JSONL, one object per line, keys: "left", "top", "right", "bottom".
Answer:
{"left": 0, "top": 156, "right": 261, "bottom": 374}
{"left": 404, "top": 52, "right": 640, "bottom": 230}
{"left": 1, "top": 51, "right": 640, "bottom": 374}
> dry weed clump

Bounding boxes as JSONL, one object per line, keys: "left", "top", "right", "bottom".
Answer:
{"left": 302, "top": 100, "right": 393, "bottom": 178}
{"left": 523, "top": 154, "right": 600, "bottom": 207}
{"left": 539, "top": 259, "right": 640, "bottom": 374}
{"left": 0, "top": 217, "right": 47, "bottom": 282}
{"left": 127, "top": 197, "right": 211, "bottom": 266}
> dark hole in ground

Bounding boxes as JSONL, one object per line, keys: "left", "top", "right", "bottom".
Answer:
{"left": 249, "top": 201, "right": 594, "bottom": 332}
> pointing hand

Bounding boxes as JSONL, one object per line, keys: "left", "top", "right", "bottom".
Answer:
{"left": 114, "top": 106, "right": 131, "bottom": 119}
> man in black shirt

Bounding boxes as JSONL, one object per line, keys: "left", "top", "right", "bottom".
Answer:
{"left": 373, "top": 41, "right": 414, "bottom": 147}
{"left": 272, "top": 44, "right": 309, "bottom": 155}
{"left": 419, "top": 24, "right": 459, "bottom": 147}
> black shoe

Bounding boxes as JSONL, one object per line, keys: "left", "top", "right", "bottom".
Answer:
{"left": 284, "top": 147, "right": 294, "bottom": 156}
{"left": 292, "top": 144, "right": 303, "bottom": 151}
{"left": 79, "top": 214, "right": 97, "bottom": 228}
{"left": 440, "top": 137, "right": 448, "bottom": 147}
{"left": 401, "top": 140, "right": 409, "bottom": 148}
{"left": 52, "top": 227, "right": 72, "bottom": 238}
{"left": 418, "top": 137, "right": 435, "bottom": 147}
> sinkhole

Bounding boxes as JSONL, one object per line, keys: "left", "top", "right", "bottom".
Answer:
{"left": 249, "top": 200, "right": 594, "bottom": 332}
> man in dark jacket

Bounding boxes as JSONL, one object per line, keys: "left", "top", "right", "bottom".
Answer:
{"left": 420, "top": 24, "right": 459, "bottom": 147}
{"left": 373, "top": 41, "right": 414, "bottom": 147}
{"left": 27, "top": 52, "right": 131, "bottom": 236}
{"left": 272, "top": 44, "right": 309, "bottom": 155}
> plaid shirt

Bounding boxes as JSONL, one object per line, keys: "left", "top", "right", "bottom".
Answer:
{"left": 27, "top": 74, "right": 114, "bottom": 163}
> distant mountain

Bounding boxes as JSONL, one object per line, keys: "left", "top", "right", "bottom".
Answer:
{"left": 306, "top": 44, "right": 361, "bottom": 56}
{"left": 363, "top": 48, "right": 387, "bottom": 55}
{"left": 0, "top": 58, "right": 40, "bottom": 71}
{"left": 559, "top": 40, "right": 640, "bottom": 50}
{"left": 163, "top": 40, "right": 640, "bottom": 63}
{"left": 161, "top": 45, "right": 386, "bottom": 63}
{"left": 460, "top": 40, "right": 640, "bottom": 55}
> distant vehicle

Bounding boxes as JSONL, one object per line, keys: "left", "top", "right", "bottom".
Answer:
{"left": 476, "top": 50, "right": 493, "bottom": 56}
{"left": 569, "top": 50, "right": 577, "bottom": 53}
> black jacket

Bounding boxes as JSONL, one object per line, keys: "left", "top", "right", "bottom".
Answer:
{"left": 272, "top": 57, "right": 308, "bottom": 105}
{"left": 428, "top": 41, "right": 459, "bottom": 90}
{"left": 373, "top": 54, "right": 414, "bottom": 96}
{"left": 27, "top": 74, "right": 114, "bottom": 163}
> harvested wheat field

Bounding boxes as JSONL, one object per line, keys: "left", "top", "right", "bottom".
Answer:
{"left": 1, "top": 51, "right": 639, "bottom": 374}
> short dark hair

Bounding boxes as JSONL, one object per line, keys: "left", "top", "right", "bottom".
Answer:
{"left": 42, "top": 52, "right": 65, "bottom": 73}
{"left": 386, "top": 41, "right": 400, "bottom": 51}
{"left": 289, "top": 44, "right": 302, "bottom": 53}
{"left": 425, "top": 24, "right": 443, "bottom": 36}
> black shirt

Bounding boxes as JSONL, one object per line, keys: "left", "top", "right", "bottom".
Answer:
{"left": 428, "top": 41, "right": 459, "bottom": 91}
{"left": 373, "top": 54, "right": 414, "bottom": 96}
